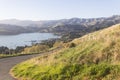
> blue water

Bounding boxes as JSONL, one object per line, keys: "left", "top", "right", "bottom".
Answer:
{"left": 0, "top": 33, "right": 59, "bottom": 49}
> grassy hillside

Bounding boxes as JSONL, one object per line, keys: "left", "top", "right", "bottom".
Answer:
{"left": 11, "top": 24, "right": 120, "bottom": 80}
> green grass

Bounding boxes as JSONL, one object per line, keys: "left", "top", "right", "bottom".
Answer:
{"left": 0, "top": 52, "right": 40, "bottom": 59}
{"left": 11, "top": 24, "right": 120, "bottom": 80}
{"left": 0, "top": 53, "right": 21, "bottom": 58}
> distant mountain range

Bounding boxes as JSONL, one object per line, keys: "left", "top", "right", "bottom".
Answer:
{"left": 0, "top": 15, "right": 120, "bottom": 36}
{"left": 0, "top": 24, "right": 30, "bottom": 35}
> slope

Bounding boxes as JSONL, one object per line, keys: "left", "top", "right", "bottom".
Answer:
{"left": 11, "top": 24, "right": 120, "bottom": 80}
{"left": 0, "top": 24, "right": 30, "bottom": 35}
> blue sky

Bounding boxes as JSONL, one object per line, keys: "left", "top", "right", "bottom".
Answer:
{"left": 0, "top": 0, "right": 119, "bottom": 20}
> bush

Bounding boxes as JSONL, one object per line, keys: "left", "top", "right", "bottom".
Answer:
{"left": 68, "top": 43, "right": 76, "bottom": 48}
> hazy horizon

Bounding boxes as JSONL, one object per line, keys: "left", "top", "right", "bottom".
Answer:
{"left": 0, "top": 15, "right": 120, "bottom": 21}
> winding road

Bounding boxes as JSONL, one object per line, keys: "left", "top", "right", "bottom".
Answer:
{"left": 0, "top": 48, "right": 61, "bottom": 80}
{"left": 0, "top": 54, "right": 39, "bottom": 80}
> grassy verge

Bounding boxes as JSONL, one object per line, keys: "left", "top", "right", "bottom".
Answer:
{"left": 0, "top": 53, "right": 39, "bottom": 59}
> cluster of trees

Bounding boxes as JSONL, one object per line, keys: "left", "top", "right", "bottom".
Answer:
{"left": 0, "top": 44, "right": 49, "bottom": 55}
{"left": 0, "top": 46, "right": 26, "bottom": 54}
{"left": 0, "top": 46, "right": 9, "bottom": 54}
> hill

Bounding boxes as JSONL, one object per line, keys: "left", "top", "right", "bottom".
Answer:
{"left": 0, "top": 24, "right": 30, "bottom": 35}
{"left": 0, "top": 15, "right": 120, "bottom": 40}
{"left": 0, "top": 15, "right": 120, "bottom": 37}
{"left": 11, "top": 24, "right": 120, "bottom": 80}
